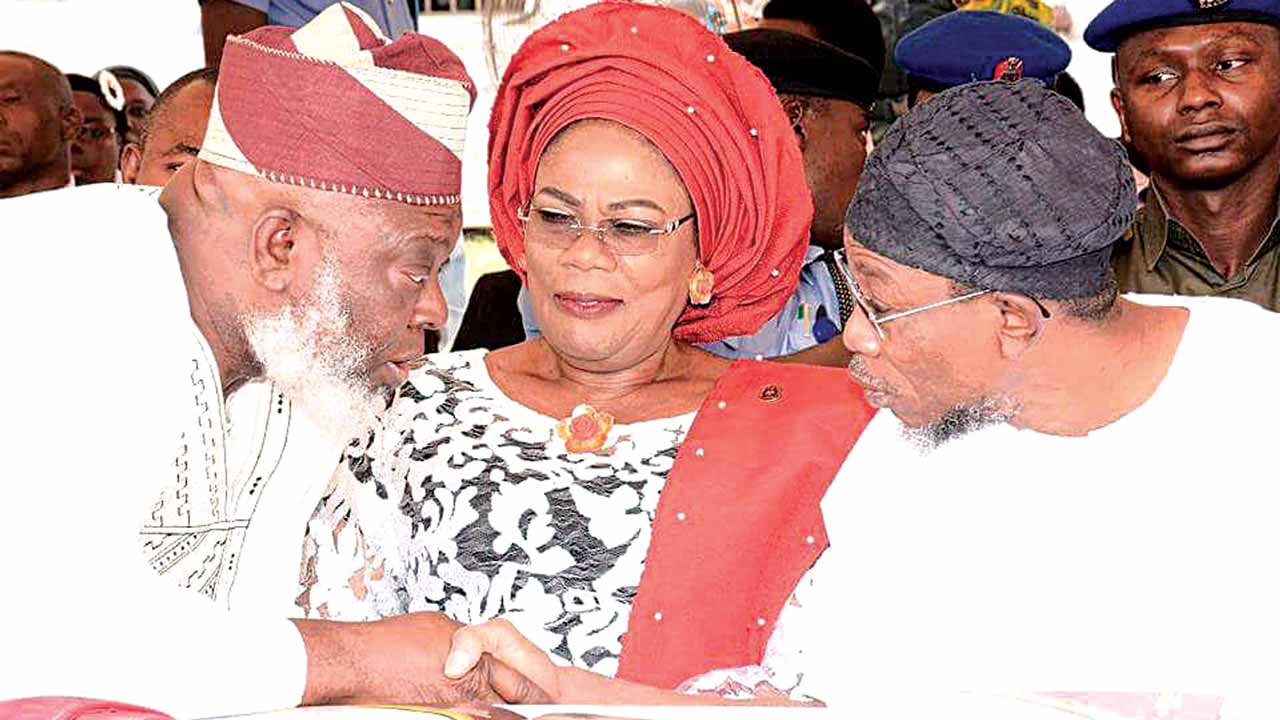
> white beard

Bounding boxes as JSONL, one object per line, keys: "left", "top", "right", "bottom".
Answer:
{"left": 900, "top": 395, "right": 1020, "bottom": 454}
{"left": 242, "top": 257, "right": 384, "bottom": 448}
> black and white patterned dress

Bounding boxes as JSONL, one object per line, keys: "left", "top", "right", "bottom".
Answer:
{"left": 298, "top": 350, "right": 696, "bottom": 677}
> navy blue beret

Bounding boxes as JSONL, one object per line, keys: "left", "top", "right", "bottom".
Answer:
{"left": 895, "top": 11, "right": 1071, "bottom": 89}
{"left": 1086, "top": 0, "right": 1280, "bottom": 52}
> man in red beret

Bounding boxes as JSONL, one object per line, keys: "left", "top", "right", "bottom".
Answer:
{"left": 0, "top": 3, "right": 547, "bottom": 716}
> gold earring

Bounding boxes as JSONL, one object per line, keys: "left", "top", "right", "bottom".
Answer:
{"left": 688, "top": 263, "right": 714, "bottom": 306}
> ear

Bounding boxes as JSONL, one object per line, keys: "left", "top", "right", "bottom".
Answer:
{"left": 60, "top": 104, "right": 82, "bottom": 144}
{"left": 781, "top": 96, "right": 808, "bottom": 150}
{"left": 119, "top": 142, "right": 142, "bottom": 184}
{"left": 1110, "top": 88, "right": 1132, "bottom": 146}
{"left": 250, "top": 209, "right": 301, "bottom": 293}
{"left": 990, "top": 292, "right": 1047, "bottom": 359}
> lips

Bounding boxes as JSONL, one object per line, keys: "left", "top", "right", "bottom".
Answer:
{"left": 375, "top": 349, "right": 424, "bottom": 388}
{"left": 850, "top": 370, "right": 892, "bottom": 396}
{"left": 1174, "top": 123, "right": 1238, "bottom": 152}
{"left": 554, "top": 292, "right": 623, "bottom": 318}
{"left": 863, "top": 388, "right": 894, "bottom": 408}
{"left": 847, "top": 357, "right": 896, "bottom": 407}
{"left": 381, "top": 360, "right": 410, "bottom": 387}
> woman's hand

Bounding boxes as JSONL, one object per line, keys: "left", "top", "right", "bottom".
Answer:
{"left": 443, "top": 618, "right": 817, "bottom": 707}
{"left": 444, "top": 618, "right": 563, "bottom": 703}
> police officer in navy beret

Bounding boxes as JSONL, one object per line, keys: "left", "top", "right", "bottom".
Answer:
{"left": 896, "top": 9, "right": 1072, "bottom": 107}
{"left": 1087, "top": 0, "right": 1280, "bottom": 312}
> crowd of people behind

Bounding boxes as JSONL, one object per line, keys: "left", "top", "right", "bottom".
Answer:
{"left": 2, "top": 0, "right": 1279, "bottom": 719}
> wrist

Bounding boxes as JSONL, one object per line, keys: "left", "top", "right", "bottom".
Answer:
{"left": 293, "top": 618, "right": 373, "bottom": 705}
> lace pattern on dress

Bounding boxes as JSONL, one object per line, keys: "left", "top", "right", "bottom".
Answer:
{"left": 298, "top": 350, "right": 694, "bottom": 677}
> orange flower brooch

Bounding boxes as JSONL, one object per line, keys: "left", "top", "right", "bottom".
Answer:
{"left": 556, "top": 404, "right": 616, "bottom": 454}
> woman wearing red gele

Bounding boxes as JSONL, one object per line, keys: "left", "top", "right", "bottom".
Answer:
{"left": 297, "top": 0, "right": 873, "bottom": 706}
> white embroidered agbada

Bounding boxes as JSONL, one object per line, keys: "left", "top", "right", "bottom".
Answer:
{"left": 141, "top": 367, "right": 341, "bottom": 616}
{"left": 0, "top": 184, "right": 331, "bottom": 716}
{"left": 749, "top": 296, "right": 1280, "bottom": 714}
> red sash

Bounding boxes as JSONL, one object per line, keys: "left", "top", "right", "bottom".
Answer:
{"left": 616, "top": 360, "right": 874, "bottom": 688}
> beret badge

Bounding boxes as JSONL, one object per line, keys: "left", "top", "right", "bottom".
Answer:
{"left": 994, "top": 56, "right": 1025, "bottom": 82}
{"left": 1198, "top": 0, "right": 1230, "bottom": 8}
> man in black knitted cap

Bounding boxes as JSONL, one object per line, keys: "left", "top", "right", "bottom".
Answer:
{"left": 794, "top": 77, "right": 1280, "bottom": 697}
{"left": 842, "top": 77, "right": 1260, "bottom": 443}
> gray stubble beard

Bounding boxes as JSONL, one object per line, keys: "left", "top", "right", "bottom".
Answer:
{"left": 900, "top": 395, "right": 1021, "bottom": 454}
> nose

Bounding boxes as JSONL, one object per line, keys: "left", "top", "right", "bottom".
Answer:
{"left": 842, "top": 304, "right": 882, "bottom": 358}
{"left": 410, "top": 274, "right": 449, "bottom": 333}
{"left": 560, "top": 226, "right": 618, "bottom": 272}
{"left": 1178, "top": 68, "right": 1222, "bottom": 115}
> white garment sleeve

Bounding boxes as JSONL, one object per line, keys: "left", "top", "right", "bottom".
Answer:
{"left": 0, "top": 186, "right": 307, "bottom": 718}
{"left": 0, "top": 321, "right": 308, "bottom": 718}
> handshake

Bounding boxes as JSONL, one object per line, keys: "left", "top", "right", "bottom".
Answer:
{"left": 294, "top": 612, "right": 574, "bottom": 709}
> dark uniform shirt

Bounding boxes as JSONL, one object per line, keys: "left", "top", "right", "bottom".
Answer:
{"left": 1111, "top": 185, "right": 1280, "bottom": 312}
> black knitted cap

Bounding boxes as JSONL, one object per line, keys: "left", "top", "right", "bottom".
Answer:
{"left": 846, "top": 79, "right": 1136, "bottom": 299}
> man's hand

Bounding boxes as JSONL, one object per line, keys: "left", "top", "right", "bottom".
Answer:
{"left": 294, "top": 613, "right": 551, "bottom": 707}
{"left": 445, "top": 618, "right": 562, "bottom": 703}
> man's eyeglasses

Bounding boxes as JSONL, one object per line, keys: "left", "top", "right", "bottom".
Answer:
{"left": 834, "top": 249, "right": 1051, "bottom": 341}
{"left": 516, "top": 202, "right": 695, "bottom": 257}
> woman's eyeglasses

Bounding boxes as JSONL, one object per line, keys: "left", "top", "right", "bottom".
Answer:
{"left": 516, "top": 202, "right": 695, "bottom": 257}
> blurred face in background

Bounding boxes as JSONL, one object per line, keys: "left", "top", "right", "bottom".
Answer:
{"left": 121, "top": 78, "right": 214, "bottom": 186}
{"left": 783, "top": 93, "right": 870, "bottom": 250}
{"left": 0, "top": 55, "right": 77, "bottom": 194}
{"left": 70, "top": 90, "right": 120, "bottom": 184}
{"left": 118, "top": 76, "right": 156, "bottom": 147}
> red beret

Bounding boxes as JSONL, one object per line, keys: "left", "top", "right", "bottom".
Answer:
{"left": 488, "top": 1, "right": 813, "bottom": 344}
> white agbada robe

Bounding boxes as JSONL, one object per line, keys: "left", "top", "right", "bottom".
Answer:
{"left": 0, "top": 184, "right": 339, "bottom": 716}
{"left": 771, "top": 296, "right": 1280, "bottom": 708}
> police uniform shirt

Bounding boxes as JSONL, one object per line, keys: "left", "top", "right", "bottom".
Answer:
{"left": 1111, "top": 184, "right": 1280, "bottom": 312}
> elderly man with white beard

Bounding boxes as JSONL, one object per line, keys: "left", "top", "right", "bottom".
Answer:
{"left": 0, "top": 4, "right": 549, "bottom": 717}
